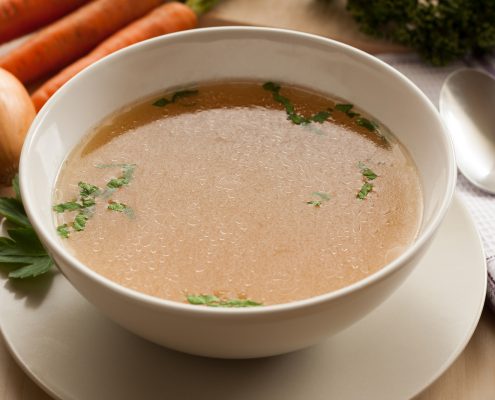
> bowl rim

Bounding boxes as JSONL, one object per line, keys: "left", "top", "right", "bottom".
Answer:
{"left": 20, "top": 26, "right": 457, "bottom": 316}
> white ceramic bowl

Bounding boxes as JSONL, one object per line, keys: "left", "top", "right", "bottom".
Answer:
{"left": 20, "top": 27, "right": 456, "bottom": 359}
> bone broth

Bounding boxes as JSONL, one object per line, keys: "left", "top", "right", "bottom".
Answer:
{"left": 53, "top": 82, "right": 422, "bottom": 306}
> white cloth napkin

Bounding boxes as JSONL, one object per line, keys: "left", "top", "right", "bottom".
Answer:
{"left": 378, "top": 53, "right": 495, "bottom": 311}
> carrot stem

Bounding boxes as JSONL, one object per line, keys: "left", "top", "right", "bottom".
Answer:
{"left": 184, "top": 0, "right": 221, "bottom": 15}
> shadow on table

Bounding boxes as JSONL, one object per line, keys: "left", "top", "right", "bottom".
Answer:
{"left": 1, "top": 267, "right": 57, "bottom": 309}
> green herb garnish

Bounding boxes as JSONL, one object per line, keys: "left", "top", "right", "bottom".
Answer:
{"left": 356, "top": 117, "right": 378, "bottom": 132}
{"left": 306, "top": 191, "right": 330, "bottom": 207}
{"left": 56, "top": 224, "right": 70, "bottom": 238}
{"left": 357, "top": 182, "right": 373, "bottom": 200}
{"left": 106, "top": 164, "right": 136, "bottom": 189}
{"left": 152, "top": 98, "right": 170, "bottom": 107}
{"left": 153, "top": 89, "right": 199, "bottom": 107}
{"left": 78, "top": 182, "right": 100, "bottom": 197}
{"left": 310, "top": 110, "right": 331, "bottom": 123}
{"left": 54, "top": 164, "right": 136, "bottom": 237}
{"left": 53, "top": 201, "right": 82, "bottom": 213}
{"left": 171, "top": 89, "right": 199, "bottom": 102}
{"left": 356, "top": 163, "right": 378, "bottom": 199}
{"left": 187, "top": 294, "right": 263, "bottom": 308}
{"left": 107, "top": 202, "right": 127, "bottom": 212}
{"left": 358, "top": 162, "right": 378, "bottom": 180}
{"left": 0, "top": 176, "right": 54, "bottom": 279}
{"left": 263, "top": 82, "right": 331, "bottom": 126}
{"left": 335, "top": 103, "right": 359, "bottom": 118}
{"left": 306, "top": 200, "right": 322, "bottom": 207}
{"left": 362, "top": 168, "right": 377, "bottom": 180}
{"left": 73, "top": 213, "right": 88, "bottom": 231}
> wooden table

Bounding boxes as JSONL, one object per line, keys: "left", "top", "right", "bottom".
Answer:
{"left": 2, "top": 1, "right": 495, "bottom": 398}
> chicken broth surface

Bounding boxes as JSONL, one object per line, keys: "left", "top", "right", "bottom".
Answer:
{"left": 54, "top": 82, "right": 422, "bottom": 306}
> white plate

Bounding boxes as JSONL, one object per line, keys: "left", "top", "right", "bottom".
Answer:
{"left": 0, "top": 194, "right": 486, "bottom": 400}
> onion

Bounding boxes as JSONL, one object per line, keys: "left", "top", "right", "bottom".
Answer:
{"left": 0, "top": 68, "right": 36, "bottom": 185}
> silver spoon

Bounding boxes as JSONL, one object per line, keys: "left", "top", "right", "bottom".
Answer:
{"left": 439, "top": 68, "right": 495, "bottom": 194}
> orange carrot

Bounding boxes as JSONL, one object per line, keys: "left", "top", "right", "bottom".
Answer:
{"left": 0, "top": 0, "right": 163, "bottom": 84}
{"left": 32, "top": 2, "right": 197, "bottom": 111}
{"left": 0, "top": 0, "right": 90, "bottom": 44}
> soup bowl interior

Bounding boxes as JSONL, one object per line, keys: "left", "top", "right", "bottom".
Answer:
{"left": 20, "top": 27, "right": 455, "bottom": 358}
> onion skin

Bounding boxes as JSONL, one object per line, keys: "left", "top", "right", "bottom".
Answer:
{"left": 0, "top": 68, "right": 35, "bottom": 185}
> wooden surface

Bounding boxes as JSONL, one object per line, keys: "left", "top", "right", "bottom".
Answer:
{"left": 1, "top": 0, "right": 495, "bottom": 399}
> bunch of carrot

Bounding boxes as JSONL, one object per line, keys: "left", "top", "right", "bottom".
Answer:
{"left": 0, "top": 0, "right": 216, "bottom": 111}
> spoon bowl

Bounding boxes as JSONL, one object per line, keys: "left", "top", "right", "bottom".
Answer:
{"left": 440, "top": 68, "right": 495, "bottom": 193}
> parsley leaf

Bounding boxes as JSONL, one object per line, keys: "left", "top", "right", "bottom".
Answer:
{"left": 12, "top": 175, "right": 21, "bottom": 201}
{"left": 81, "top": 197, "right": 96, "bottom": 208}
{"left": 306, "top": 191, "right": 330, "bottom": 207}
{"left": 0, "top": 175, "right": 54, "bottom": 279}
{"left": 358, "top": 162, "right": 378, "bottom": 180}
{"left": 153, "top": 89, "right": 199, "bottom": 107}
{"left": 78, "top": 182, "right": 100, "bottom": 197}
{"left": 335, "top": 103, "right": 359, "bottom": 118}
{"left": 8, "top": 257, "right": 54, "bottom": 279}
{"left": 106, "top": 164, "right": 136, "bottom": 189}
{"left": 306, "top": 200, "right": 322, "bottom": 207}
{"left": 57, "top": 224, "right": 70, "bottom": 238}
{"left": 310, "top": 110, "right": 331, "bottom": 123}
{"left": 73, "top": 213, "right": 88, "bottom": 231}
{"left": 362, "top": 168, "right": 377, "bottom": 180}
{"left": 356, "top": 117, "right": 379, "bottom": 132}
{"left": 107, "top": 202, "right": 127, "bottom": 212}
{"left": 152, "top": 98, "right": 171, "bottom": 107}
{"left": 187, "top": 294, "right": 263, "bottom": 307}
{"left": 53, "top": 201, "right": 82, "bottom": 213}
{"left": 0, "top": 197, "right": 30, "bottom": 228}
{"left": 263, "top": 82, "right": 331, "bottom": 126}
{"left": 357, "top": 182, "right": 373, "bottom": 200}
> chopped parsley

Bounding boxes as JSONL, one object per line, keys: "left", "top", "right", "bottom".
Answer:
{"left": 73, "top": 213, "right": 89, "bottom": 231}
{"left": 358, "top": 162, "right": 378, "bottom": 180}
{"left": 306, "top": 200, "right": 322, "bottom": 207}
{"left": 78, "top": 182, "right": 100, "bottom": 197}
{"left": 56, "top": 224, "right": 70, "bottom": 238}
{"left": 263, "top": 82, "right": 331, "bottom": 125}
{"left": 107, "top": 202, "right": 128, "bottom": 212}
{"left": 310, "top": 110, "right": 332, "bottom": 123}
{"left": 54, "top": 164, "right": 136, "bottom": 237}
{"left": 357, "top": 163, "right": 378, "bottom": 199}
{"left": 335, "top": 103, "right": 359, "bottom": 118}
{"left": 187, "top": 294, "right": 263, "bottom": 308}
{"left": 335, "top": 104, "right": 380, "bottom": 134}
{"left": 153, "top": 89, "right": 199, "bottom": 107}
{"left": 357, "top": 182, "right": 374, "bottom": 200}
{"left": 356, "top": 117, "right": 379, "bottom": 132}
{"left": 106, "top": 164, "right": 136, "bottom": 189}
{"left": 53, "top": 201, "right": 82, "bottom": 213}
{"left": 306, "top": 191, "right": 330, "bottom": 207}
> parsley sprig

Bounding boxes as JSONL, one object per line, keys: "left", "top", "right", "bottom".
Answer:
{"left": 0, "top": 176, "right": 54, "bottom": 279}
{"left": 335, "top": 103, "right": 380, "bottom": 133}
{"left": 152, "top": 89, "right": 199, "bottom": 107}
{"left": 357, "top": 163, "right": 378, "bottom": 200}
{"left": 187, "top": 294, "right": 263, "bottom": 308}
{"left": 263, "top": 82, "right": 331, "bottom": 125}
